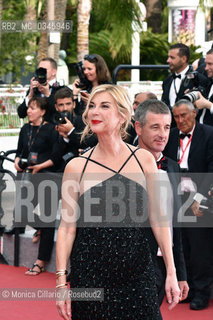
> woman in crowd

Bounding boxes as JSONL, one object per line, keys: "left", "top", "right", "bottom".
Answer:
{"left": 15, "top": 96, "right": 62, "bottom": 275}
{"left": 72, "top": 53, "right": 111, "bottom": 114}
{"left": 56, "top": 84, "right": 180, "bottom": 319}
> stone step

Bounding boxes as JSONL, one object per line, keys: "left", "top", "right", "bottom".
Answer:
{"left": 2, "top": 229, "right": 58, "bottom": 273}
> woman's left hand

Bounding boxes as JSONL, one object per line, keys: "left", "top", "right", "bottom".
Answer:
{"left": 81, "top": 91, "right": 90, "bottom": 104}
{"left": 165, "top": 273, "right": 181, "bottom": 310}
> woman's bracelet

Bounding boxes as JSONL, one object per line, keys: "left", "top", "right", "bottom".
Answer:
{"left": 56, "top": 283, "right": 68, "bottom": 289}
{"left": 56, "top": 270, "right": 68, "bottom": 278}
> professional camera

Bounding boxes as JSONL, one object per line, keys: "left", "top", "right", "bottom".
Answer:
{"left": 35, "top": 67, "right": 47, "bottom": 85}
{"left": 18, "top": 158, "right": 28, "bottom": 170}
{"left": 18, "top": 152, "right": 38, "bottom": 170}
{"left": 73, "top": 61, "right": 91, "bottom": 90}
{"left": 199, "top": 184, "right": 213, "bottom": 213}
{"left": 182, "top": 90, "right": 200, "bottom": 103}
{"left": 54, "top": 111, "right": 72, "bottom": 125}
{"left": 182, "top": 69, "right": 205, "bottom": 103}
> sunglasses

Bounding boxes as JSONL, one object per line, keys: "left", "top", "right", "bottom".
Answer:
{"left": 84, "top": 54, "right": 98, "bottom": 62}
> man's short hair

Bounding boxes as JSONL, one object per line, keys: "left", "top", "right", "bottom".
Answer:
{"left": 39, "top": 57, "right": 58, "bottom": 70}
{"left": 169, "top": 43, "right": 190, "bottom": 63}
{"left": 206, "top": 48, "right": 213, "bottom": 56}
{"left": 173, "top": 99, "right": 195, "bottom": 112}
{"left": 135, "top": 92, "right": 157, "bottom": 100}
{"left": 54, "top": 86, "right": 73, "bottom": 103}
{"left": 135, "top": 99, "right": 171, "bottom": 127}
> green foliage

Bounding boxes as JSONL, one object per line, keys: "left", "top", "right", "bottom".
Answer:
{"left": 0, "top": 0, "right": 37, "bottom": 81}
{"left": 138, "top": 29, "right": 169, "bottom": 80}
{"left": 90, "top": 0, "right": 142, "bottom": 59}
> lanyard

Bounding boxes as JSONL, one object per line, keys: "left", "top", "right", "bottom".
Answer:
{"left": 28, "top": 121, "right": 44, "bottom": 151}
{"left": 157, "top": 156, "right": 165, "bottom": 169}
{"left": 178, "top": 135, "right": 192, "bottom": 165}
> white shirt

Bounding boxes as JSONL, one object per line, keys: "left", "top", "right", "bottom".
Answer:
{"left": 199, "top": 82, "right": 213, "bottom": 124}
{"left": 169, "top": 65, "right": 190, "bottom": 107}
{"left": 178, "top": 126, "right": 197, "bottom": 192}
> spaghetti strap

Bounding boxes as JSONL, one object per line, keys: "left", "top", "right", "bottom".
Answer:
{"left": 124, "top": 144, "right": 144, "bottom": 173}
{"left": 79, "top": 147, "right": 95, "bottom": 182}
{"left": 79, "top": 144, "right": 144, "bottom": 182}
{"left": 79, "top": 157, "right": 117, "bottom": 174}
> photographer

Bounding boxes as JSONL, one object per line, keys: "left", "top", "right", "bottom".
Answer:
{"left": 17, "top": 57, "right": 62, "bottom": 122}
{"left": 6, "top": 96, "right": 64, "bottom": 276}
{"left": 72, "top": 54, "right": 111, "bottom": 115}
{"left": 194, "top": 48, "right": 213, "bottom": 126}
{"left": 161, "top": 43, "right": 208, "bottom": 127}
{"left": 54, "top": 87, "right": 97, "bottom": 159}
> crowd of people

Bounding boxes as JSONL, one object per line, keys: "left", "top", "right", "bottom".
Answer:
{"left": 3, "top": 43, "right": 213, "bottom": 319}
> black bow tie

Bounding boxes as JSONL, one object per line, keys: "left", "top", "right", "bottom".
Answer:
{"left": 179, "top": 133, "right": 191, "bottom": 139}
{"left": 156, "top": 157, "right": 168, "bottom": 171}
{"left": 172, "top": 74, "right": 181, "bottom": 79}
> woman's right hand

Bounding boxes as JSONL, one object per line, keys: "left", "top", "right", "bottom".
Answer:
{"left": 14, "top": 157, "right": 23, "bottom": 172}
{"left": 72, "top": 79, "right": 81, "bottom": 96}
{"left": 28, "top": 77, "right": 39, "bottom": 100}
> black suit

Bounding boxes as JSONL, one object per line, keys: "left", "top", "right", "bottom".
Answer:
{"left": 162, "top": 68, "right": 208, "bottom": 107}
{"left": 145, "top": 156, "right": 187, "bottom": 305}
{"left": 162, "top": 68, "right": 208, "bottom": 127}
{"left": 196, "top": 80, "right": 213, "bottom": 126}
{"left": 164, "top": 122, "right": 213, "bottom": 299}
{"left": 17, "top": 84, "right": 63, "bottom": 122}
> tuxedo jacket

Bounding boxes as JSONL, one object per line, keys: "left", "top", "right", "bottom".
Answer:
{"left": 161, "top": 68, "right": 208, "bottom": 109}
{"left": 196, "top": 79, "right": 213, "bottom": 126}
{"left": 145, "top": 156, "right": 187, "bottom": 281}
{"left": 164, "top": 122, "right": 213, "bottom": 197}
{"left": 17, "top": 84, "right": 63, "bottom": 122}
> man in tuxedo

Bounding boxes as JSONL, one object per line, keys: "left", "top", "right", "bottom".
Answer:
{"left": 17, "top": 57, "right": 62, "bottom": 122}
{"left": 161, "top": 43, "right": 208, "bottom": 126}
{"left": 134, "top": 99, "right": 189, "bottom": 306}
{"left": 54, "top": 86, "right": 97, "bottom": 161}
{"left": 195, "top": 48, "right": 213, "bottom": 126}
{"left": 164, "top": 99, "right": 213, "bottom": 310}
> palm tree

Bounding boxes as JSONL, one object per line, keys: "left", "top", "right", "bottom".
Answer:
{"left": 0, "top": 0, "right": 2, "bottom": 47}
{"left": 37, "top": 0, "right": 68, "bottom": 62}
{"left": 144, "top": 0, "right": 162, "bottom": 33}
{"left": 77, "top": 0, "right": 92, "bottom": 61}
{"left": 54, "top": 0, "right": 67, "bottom": 61}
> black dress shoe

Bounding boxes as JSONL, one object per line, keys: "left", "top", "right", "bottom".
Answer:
{"left": 4, "top": 227, "right": 25, "bottom": 235}
{"left": 179, "top": 296, "right": 192, "bottom": 304}
{"left": 0, "top": 225, "right": 5, "bottom": 236}
{"left": 190, "top": 297, "right": 209, "bottom": 310}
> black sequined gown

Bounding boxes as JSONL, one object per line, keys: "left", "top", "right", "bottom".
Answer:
{"left": 70, "top": 146, "right": 161, "bottom": 319}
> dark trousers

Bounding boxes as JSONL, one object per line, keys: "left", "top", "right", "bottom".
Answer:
{"left": 14, "top": 172, "right": 61, "bottom": 262}
{"left": 182, "top": 227, "right": 213, "bottom": 297}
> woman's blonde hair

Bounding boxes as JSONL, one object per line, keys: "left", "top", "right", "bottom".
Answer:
{"left": 81, "top": 84, "right": 132, "bottom": 142}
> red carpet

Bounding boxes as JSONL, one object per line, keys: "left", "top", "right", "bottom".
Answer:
{"left": 0, "top": 264, "right": 212, "bottom": 319}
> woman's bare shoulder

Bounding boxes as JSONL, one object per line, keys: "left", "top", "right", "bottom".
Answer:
{"left": 64, "top": 156, "right": 88, "bottom": 174}
{"left": 131, "top": 146, "right": 157, "bottom": 173}
{"left": 127, "top": 144, "right": 155, "bottom": 160}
